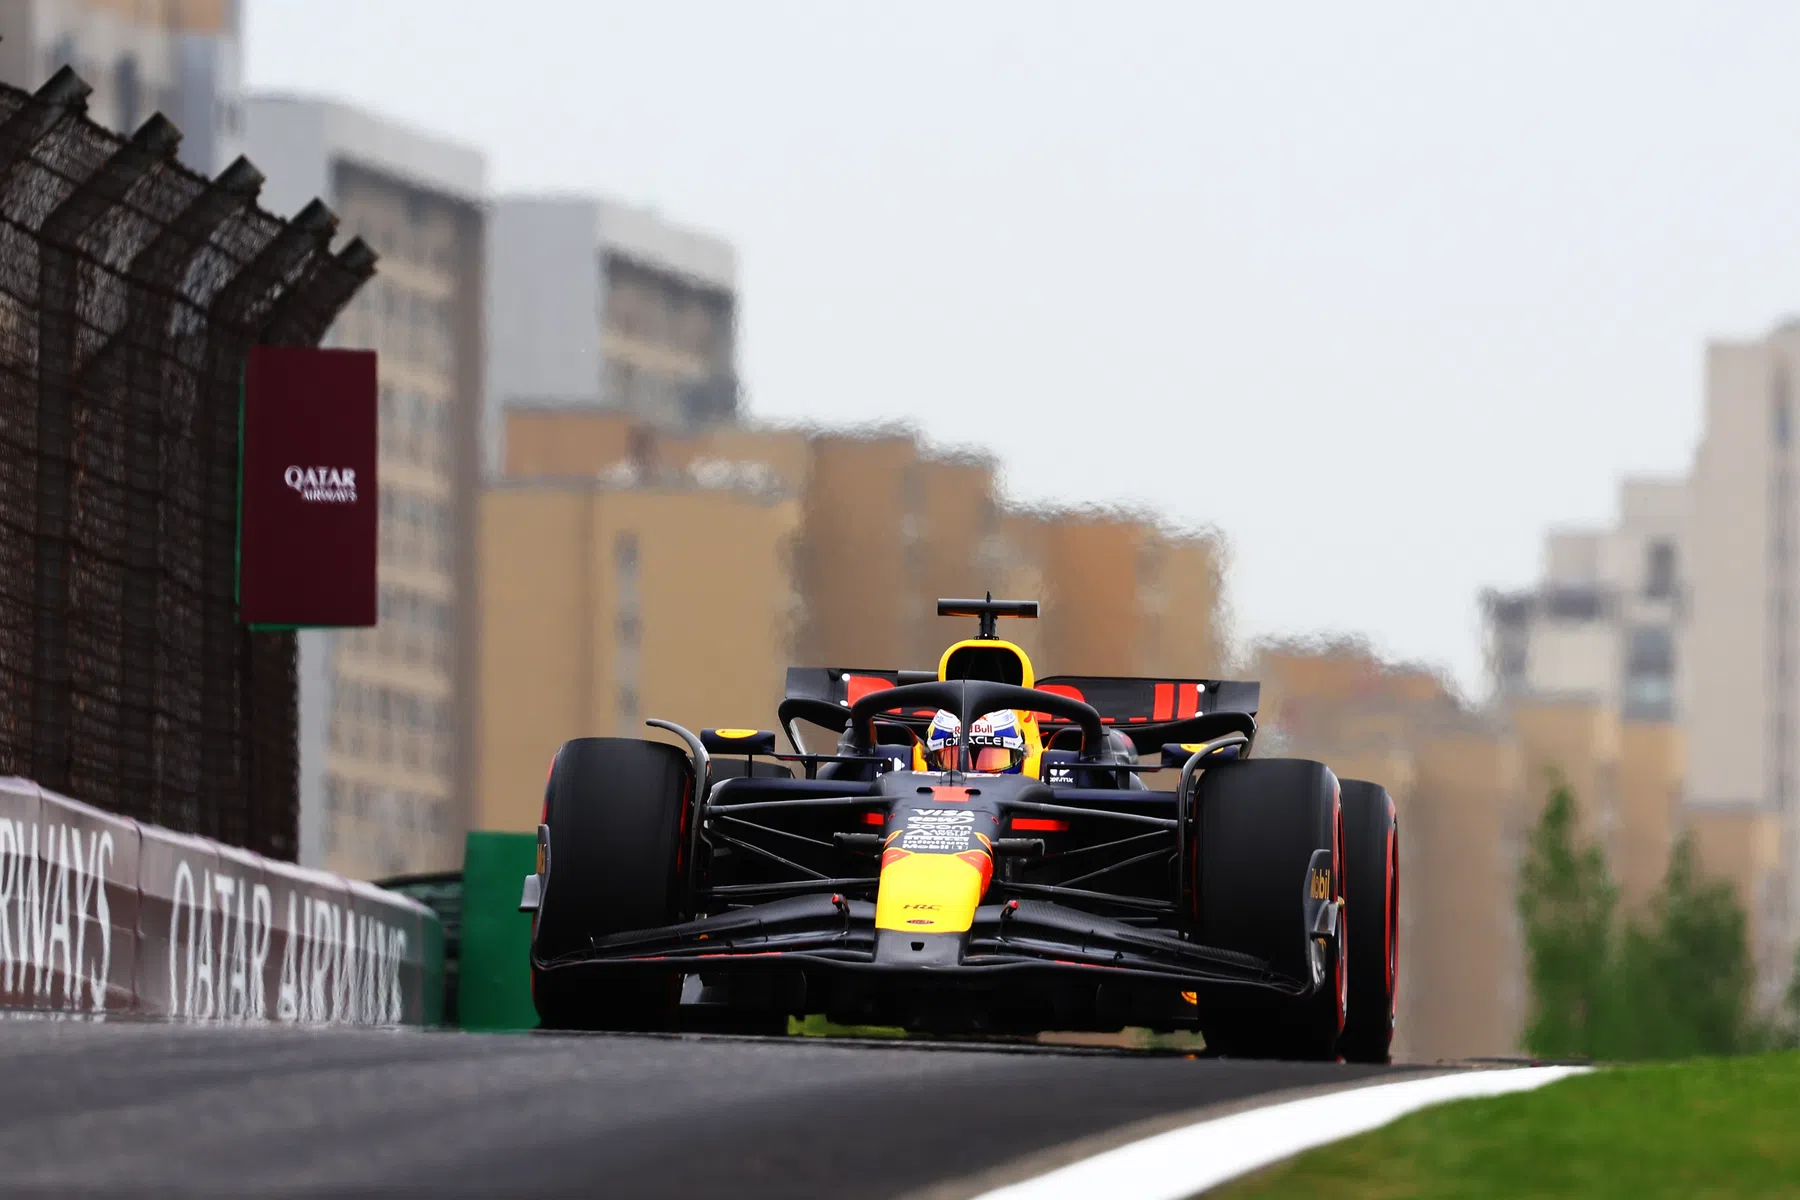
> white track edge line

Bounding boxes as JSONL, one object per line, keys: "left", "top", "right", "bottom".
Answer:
{"left": 971, "top": 1065, "right": 1592, "bottom": 1200}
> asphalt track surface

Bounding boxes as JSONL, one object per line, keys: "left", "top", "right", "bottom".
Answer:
{"left": 0, "top": 1019, "right": 1433, "bottom": 1198}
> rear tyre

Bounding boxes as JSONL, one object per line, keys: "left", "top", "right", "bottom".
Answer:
{"left": 531, "top": 737, "right": 692, "bottom": 1031}
{"left": 1192, "top": 758, "right": 1344, "bottom": 1061}
{"left": 1338, "top": 779, "right": 1399, "bottom": 1064}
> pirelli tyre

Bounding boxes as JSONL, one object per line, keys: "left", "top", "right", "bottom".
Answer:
{"left": 531, "top": 737, "right": 691, "bottom": 1031}
{"left": 1337, "top": 778, "right": 1399, "bottom": 1063}
{"left": 1192, "top": 757, "right": 1345, "bottom": 1061}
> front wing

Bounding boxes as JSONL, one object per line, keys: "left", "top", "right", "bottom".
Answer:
{"left": 530, "top": 892, "right": 1310, "bottom": 996}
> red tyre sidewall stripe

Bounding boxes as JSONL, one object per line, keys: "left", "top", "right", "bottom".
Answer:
{"left": 1333, "top": 786, "right": 1345, "bottom": 1036}
{"left": 1386, "top": 811, "right": 1399, "bottom": 1013}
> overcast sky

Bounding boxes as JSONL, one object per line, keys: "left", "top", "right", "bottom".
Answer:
{"left": 245, "top": 1, "right": 1800, "bottom": 695}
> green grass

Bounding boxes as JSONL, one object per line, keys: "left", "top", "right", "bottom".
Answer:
{"left": 1216, "top": 1052, "right": 1800, "bottom": 1199}
{"left": 787, "top": 1013, "right": 911, "bottom": 1039}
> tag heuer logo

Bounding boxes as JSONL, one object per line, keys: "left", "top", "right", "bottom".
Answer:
{"left": 285, "top": 465, "right": 358, "bottom": 504}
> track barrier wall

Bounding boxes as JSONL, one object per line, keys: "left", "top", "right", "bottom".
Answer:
{"left": 0, "top": 776, "right": 442, "bottom": 1024}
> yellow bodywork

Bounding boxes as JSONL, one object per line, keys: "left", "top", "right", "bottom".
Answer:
{"left": 927, "top": 637, "right": 1046, "bottom": 779}
{"left": 874, "top": 842, "right": 994, "bottom": 934}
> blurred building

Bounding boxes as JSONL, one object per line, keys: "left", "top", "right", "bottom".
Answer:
{"left": 1482, "top": 476, "right": 1685, "bottom": 720}
{"left": 794, "top": 431, "right": 1005, "bottom": 670}
{"left": 1255, "top": 642, "right": 1523, "bottom": 1061}
{"left": 494, "top": 410, "right": 1227, "bottom": 681}
{"left": 484, "top": 195, "right": 738, "bottom": 477}
{"left": 1683, "top": 317, "right": 1800, "bottom": 1001}
{"left": 0, "top": 0, "right": 242, "bottom": 174}
{"left": 245, "top": 95, "right": 487, "bottom": 879}
{"left": 1253, "top": 638, "right": 1692, "bottom": 1061}
{"left": 476, "top": 470, "right": 801, "bottom": 832}
{"left": 1685, "top": 804, "right": 1787, "bottom": 1012}
{"left": 472, "top": 410, "right": 1229, "bottom": 826}
{"left": 999, "top": 511, "right": 1226, "bottom": 679}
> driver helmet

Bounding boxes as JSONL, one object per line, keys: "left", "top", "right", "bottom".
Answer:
{"left": 925, "top": 709, "right": 1027, "bottom": 774}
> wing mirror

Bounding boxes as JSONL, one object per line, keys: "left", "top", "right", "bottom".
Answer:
{"left": 1160, "top": 741, "right": 1243, "bottom": 768}
{"left": 701, "top": 728, "right": 778, "bottom": 755}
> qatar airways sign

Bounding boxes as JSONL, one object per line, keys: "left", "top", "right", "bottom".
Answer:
{"left": 284, "top": 465, "right": 358, "bottom": 504}
{"left": 238, "top": 347, "right": 378, "bottom": 628}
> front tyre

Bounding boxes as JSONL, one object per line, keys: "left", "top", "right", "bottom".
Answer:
{"left": 531, "top": 737, "right": 691, "bottom": 1031}
{"left": 1338, "top": 779, "right": 1399, "bottom": 1063}
{"left": 1192, "top": 758, "right": 1344, "bottom": 1061}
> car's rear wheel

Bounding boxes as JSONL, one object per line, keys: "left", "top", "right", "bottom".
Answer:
{"left": 531, "top": 737, "right": 691, "bottom": 1031}
{"left": 1191, "top": 757, "right": 1344, "bottom": 1061}
{"left": 1338, "top": 779, "right": 1399, "bottom": 1063}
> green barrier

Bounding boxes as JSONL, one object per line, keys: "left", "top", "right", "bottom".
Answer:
{"left": 456, "top": 831, "right": 540, "bottom": 1030}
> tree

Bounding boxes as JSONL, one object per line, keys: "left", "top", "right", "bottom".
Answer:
{"left": 1517, "top": 779, "right": 1761, "bottom": 1061}
{"left": 1517, "top": 779, "right": 1618, "bottom": 1059}
{"left": 1607, "top": 835, "right": 1756, "bottom": 1059}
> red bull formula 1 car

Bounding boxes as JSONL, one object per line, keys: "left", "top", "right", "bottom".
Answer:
{"left": 520, "top": 597, "right": 1400, "bottom": 1061}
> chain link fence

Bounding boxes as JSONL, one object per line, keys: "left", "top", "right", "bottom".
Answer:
{"left": 0, "top": 68, "right": 374, "bottom": 860}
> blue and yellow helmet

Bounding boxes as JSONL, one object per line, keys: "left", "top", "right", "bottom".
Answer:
{"left": 924, "top": 708, "right": 1027, "bottom": 774}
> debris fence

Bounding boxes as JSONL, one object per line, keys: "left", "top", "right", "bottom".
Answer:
{"left": 0, "top": 68, "right": 374, "bottom": 858}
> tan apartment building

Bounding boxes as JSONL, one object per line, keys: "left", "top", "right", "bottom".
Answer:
{"left": 475, "top": 477, "right": 800, "bottom": 833}
{"left": 1684, "top": 318, "right": 1800, "bottom": 1005}
{"left": 993, "top": 508, "right": 1226, "bottom": 680}
{"left": 504, "top": 405, "right": 812, "bottom": 495}
{"left": 495, "top": 409, "right": 1228, "bottom": 679}
{"left": 1684, "top": 804, "right": 1786, "bottom": 1010}
{"left": 1509, "top": 700, "right": 1622, "bottom": 860}
{"left": 1406, "top": 732, "right": 1530, "bottom": 1061}
{"left": 1618, "top": 722, "right": 1684, "bottom": 914}
{"left": 246, "top": 96, "right": 487, "bottom": 878}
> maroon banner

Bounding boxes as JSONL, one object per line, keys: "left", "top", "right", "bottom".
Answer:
{"left": 239, "top": 346, "right": 378, "bottom": 627}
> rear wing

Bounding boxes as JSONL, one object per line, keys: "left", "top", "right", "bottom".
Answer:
{"left": 778, "top": 667, "right": 940, "bottom": 745}
{"left": 779, "top": 667, "right": 1259, "bottom": 755}
{"left": 1033, "top": 675, "right": 1259, "bottom": 755}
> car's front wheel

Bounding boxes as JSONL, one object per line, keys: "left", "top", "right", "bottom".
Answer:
{"left": 1338, "top": 778, "right": 1398, "bottom": 1063}
{"left": 1190, "top": 757, "right": 1345, "bottom": 1061}
{"left": 531, "top": 737, "right": 691, "bottom": 1031}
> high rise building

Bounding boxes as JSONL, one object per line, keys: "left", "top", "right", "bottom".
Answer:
{"left": 0, "top": 0, "right": 243, "bottom": 174}
{"left": 244, "top": 95, "right": 487, "bottom": 878}
{"left": 484, "top": 195, "right": 738, "bottom": 477}
{"left": 1683, "top": 318, "right": 1800, "bottom": 1005}
{"left": 1482, "top": 476, "right": 1685, "bottom": 719}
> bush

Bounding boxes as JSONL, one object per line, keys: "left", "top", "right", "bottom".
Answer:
{"left": 1518, "top": 781, "right": 1761, "bottom": 1060}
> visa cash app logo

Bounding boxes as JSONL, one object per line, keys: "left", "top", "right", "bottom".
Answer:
{"left": 284, "top": 465, "right": 358, "bottom": 504}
